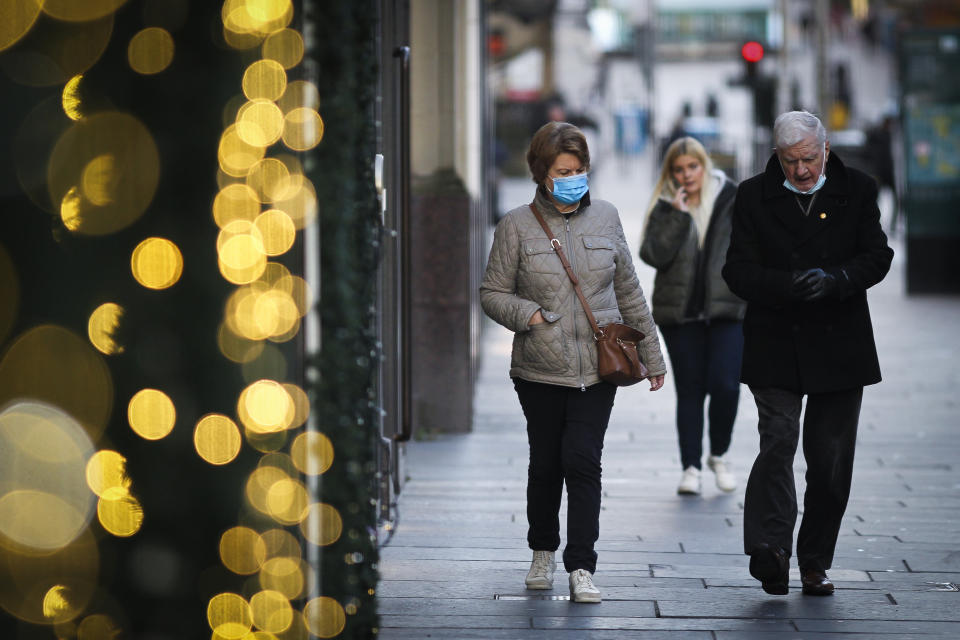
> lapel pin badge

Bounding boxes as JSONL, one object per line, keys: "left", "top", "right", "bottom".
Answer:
{"left": 819, "top": 212, "right": 827, "bottom": 219}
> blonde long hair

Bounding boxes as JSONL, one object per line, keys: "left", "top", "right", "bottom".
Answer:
{"left": 642, "top": 137, "right": 718, "bottom": 246}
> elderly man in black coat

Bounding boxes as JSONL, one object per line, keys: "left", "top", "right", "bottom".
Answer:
{"left": 722, "top": 111, "right": 893, "bottom": 596}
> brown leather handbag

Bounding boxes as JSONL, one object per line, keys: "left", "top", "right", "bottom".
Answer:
{"left": 528, "top": 204, "right": 649, "bottom": 387}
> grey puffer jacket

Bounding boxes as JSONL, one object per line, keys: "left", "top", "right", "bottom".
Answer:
{"left": 639, "top": 176, "right": 745, "bottom": 326}
{"left": 481, "top": 189, "right": 666, "bottom": 388}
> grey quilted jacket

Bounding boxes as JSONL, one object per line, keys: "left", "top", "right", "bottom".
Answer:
{"left": 480, "top": 189, "right": 666, "bottom": 388}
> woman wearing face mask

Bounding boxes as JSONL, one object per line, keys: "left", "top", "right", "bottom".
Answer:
{"left": 481, "top": 121, "right": 666, "bottom": 603}
{"left": 639, "top": 137, "right": 745, "bottom": 496}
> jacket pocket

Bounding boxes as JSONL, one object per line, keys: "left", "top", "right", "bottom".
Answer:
{"left": 518, "top": 321, "right": 568, "bottom": 373}
{"left": 582, "top": 235, "right": 615, "bottom": 271}
{"left": 521, "top": 238, "right": 560, "bottom": 274}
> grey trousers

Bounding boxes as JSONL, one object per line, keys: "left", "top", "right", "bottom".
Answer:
{"left": 743, "top": 386, "right": 863, "bottom": 571}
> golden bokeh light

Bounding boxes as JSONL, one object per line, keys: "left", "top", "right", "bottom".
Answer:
{"left": 219, "top": 233, "right": 268, "bottom": 285}
{"left": 4, "top": 13, "right": 115, "bottom": 87}
{"left": 253, "top": 290, "right": 299, "bottom": 339}
{"left": 282, "top": 384, "right": 309, "bottom": 431}
{"left": 226, "top": 285, "right": 272, "bottom": 341}
{"left": 259, "top": 557, "right": 304, "bottom": 601}
{"left": 282, "top": 108, "right": 324, "bottom": 152}
{"left": 246, "top": 466, "right": 290, "bottom": 517}
{"left": 59, "top": 185, "right": 84, "bottom": 231}
{"left": 265, "top": 477, "right": 309, "bottom": 525}
{"left": 43, "top": 0, "right": 128, "bottom": 22}
{"left": 254, "top": 209, "right": 296, "bottom": 256}
{"left": 237, "top": 100, "right": 284, "bottom": 147}
{"left": 219, "top": 526, "right": 267, "bottom": 576}
{"left": 290, "top": 431, "right": 333, "bottom": 476}
{"left": 87, "top": 302, "right": 125, "bottom": 355}
{"left": 276, "top": 610, "right": 308, "bottom": 640}
{"left": 77, "top": 613, "right": 121, "bottom": 639}
{"left": 194, "top": 413, "right": 243, "bottom": 465}
{"left": 262, "top": 29, "right": 304, "bottom": 70}
{"left": 207, "top": 592, "right": 253, "bottom": 639}
{"left": 85, "top": 450, "right": 130, "bottom": 498}
{"left": 214, "top": 183, "right": 261, "bottom": 228}
{"left": 0, "top": 528, "right": 98, "bottom": 624}
{"left": 303, "top": 597, "right": 346, "bottom": 639}
{"left": 239, "top": 380, "right": 294, "bottom": 433}
{"left": 81, "top": 154, "right": 117, "bottom": 205}
{"left": 127, "top": 388, "right": 176, "bottom": 441}
{"left": 276, "top": 274, "right": 312, "bottom": 317}
{"left": 246, "top": 157, "right": 291, "bottom": 204}
{"left": 299, "top": 503, "right": 343, "bottom": 547}
{"left": 218, "top": 322, "right": 266, "bottom": 364}
{"left": 272, "top": 175, "right": 317, "bottom": 229}
{"left": 250, "top": 589, "right": 293, "bottom": 634}
{"left": 258, "top": 261, "right": 292, "bottom": 288}
{"left": 0, "top": 0, "right": 44, "bottom": 53}
{"left": 128, "top": 27, "right": 175, "bottom": 75}
{"left": 0, "top": 243, "right": 18, "bottom": 347}
{"left": 220, "top": 124, "right": 267, "bottom": 178}
{"left": 276, "top": 80, "right": 319, "bottom": 115}
{"left": 241, "top": 344, "right": 289, "bottom": 386}
{"left": 97, "top": 486, "right": 143, "bottom": 537}
{"left": 244, "top": 422, "right": 289, "bottom": 454}
{"left": 42, "top": 584, "right": 81, "bottom": 623}
{"left": 48, "top": 112, "right": 159, "bottom": 234}
{"left": 260, "top": 528, "right": 300, "bottom": 561}
{"left": 0, "top": 325, "right": 113, "bottom": 441}
{"left": 0, "top": 490, "right": 87, "bottom": 553}
{"left": 242, "top": 59, "right": 287, "bottom": 102}
{"left": 218, "top": 219, "right": 264, "bottom": 253}
{"left": 131, "top": 237, "right": 184, "bottom": 290}
{"left": 62, "top": 75, "right": 84, "bottom": 121}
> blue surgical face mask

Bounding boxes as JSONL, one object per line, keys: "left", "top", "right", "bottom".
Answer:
{"left": 782, "top": 148, "right": 827, "bottom": 195}
{"left": 550, "top": 172, "right": 589, "bottom": 204}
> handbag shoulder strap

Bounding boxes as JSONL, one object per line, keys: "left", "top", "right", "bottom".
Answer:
{"left": 528, "top": 203, "right": 603, "bottom": 338}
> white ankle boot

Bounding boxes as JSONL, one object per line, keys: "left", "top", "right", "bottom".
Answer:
{"left": 569, "top": 569, "right": 601, "bottom": 603}
{"left": 707, "top": 455, "right": 737, "bottom": 492}
{"left": 525, "top": 550, "right": 555, "bottom": 589}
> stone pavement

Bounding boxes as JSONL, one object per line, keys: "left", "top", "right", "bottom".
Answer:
{"left": 377, "top": 175, "right": 960, "bottom": 637}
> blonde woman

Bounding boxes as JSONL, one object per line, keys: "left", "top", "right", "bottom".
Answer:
{"left": 640, "top": 137, "right": 745, "bottom": 495}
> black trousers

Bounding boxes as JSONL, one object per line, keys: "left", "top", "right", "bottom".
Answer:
{"left": 513, "top": 378, "right": 617, "bottom": 574}
{"left": 660, "top": 320, "right": 744, "bottom": 469}
{"left": 743, "top": 386, "right": 863, "bottom": 571}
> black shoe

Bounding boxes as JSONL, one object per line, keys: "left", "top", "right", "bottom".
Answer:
{"left": 800, "top": 568, "right": 835, "bottom": 596}
{"left": 749, "top": 544, "right": 789, "bottom": 595}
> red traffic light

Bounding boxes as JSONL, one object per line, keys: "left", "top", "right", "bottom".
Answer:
{"left": 741, "top": 41, "right": 764, "bottom": 63}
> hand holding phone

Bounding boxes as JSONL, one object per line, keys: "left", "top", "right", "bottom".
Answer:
{"left": 671, "top": 185, "right": 688, "bottom": 212}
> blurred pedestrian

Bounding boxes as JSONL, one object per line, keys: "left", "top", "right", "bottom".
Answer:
{"left": 723, "top": 111, "right": 893, "bottom": 596}
{"left": 639, "top": 137, "right": 745, "bottom": 496}
{"left": 480, "top": 121, "right": 667, "bottom": 603}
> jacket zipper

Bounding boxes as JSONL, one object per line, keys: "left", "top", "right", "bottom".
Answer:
{"left": 564, "top": 217, "right": 586, "bottom": 391}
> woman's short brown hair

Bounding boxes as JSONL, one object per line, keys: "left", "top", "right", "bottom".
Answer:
{"left": 526, "top": 121, "right": 590, "bottom": 184}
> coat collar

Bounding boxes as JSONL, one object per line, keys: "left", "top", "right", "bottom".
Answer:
{"left": 760, "top": 151, "right": 850, "bottom": 201}
{"left": 760, "top": 151, "right": 851, "bottom": 247}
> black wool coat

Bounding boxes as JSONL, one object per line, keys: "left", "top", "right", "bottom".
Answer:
{"left": 722, "top": 152, "right": 893, "bottom": 394}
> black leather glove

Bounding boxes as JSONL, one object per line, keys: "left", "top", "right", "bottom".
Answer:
{"left": 792, "top": 268, "right": 838, "bottom": 301}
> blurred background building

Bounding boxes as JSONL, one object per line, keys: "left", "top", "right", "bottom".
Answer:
{"left": 0, "top": 1, "right": 958, "bottom": 638}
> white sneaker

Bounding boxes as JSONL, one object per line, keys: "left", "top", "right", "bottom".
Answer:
{"left": 525, "top": 550, "right": 555, "bottom": 589}
{"left": 569, "top": 569, "right": 601, "bottom": 603}
{"left": 707, "top": 455, "right": 737, "bottom": 492}
{"left": 677, "top": 466, "right": 701, "bottom": 495}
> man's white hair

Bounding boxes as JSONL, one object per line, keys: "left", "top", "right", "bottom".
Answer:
{"left": 773, "top": 111, "right": 827, "bottom": 149}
